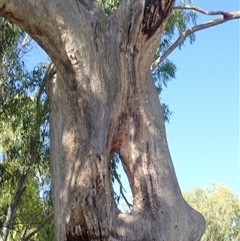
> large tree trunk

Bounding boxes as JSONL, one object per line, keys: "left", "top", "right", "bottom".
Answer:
{"left": 0, "top": 0, "right": 205, "bottom": 240}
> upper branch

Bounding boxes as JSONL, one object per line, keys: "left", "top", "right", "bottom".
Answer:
{"left": 173, "top": 5, "right": 232, "bottom": 17}
{"left": 152, "top": 8, "right": 240, "bottom": 70}
{"left": 0, "top": 0, "right": 95, "bottom": 66}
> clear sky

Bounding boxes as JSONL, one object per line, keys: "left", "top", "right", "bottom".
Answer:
{"left": 24, "top": 1, "right": 239, "bottom": 198}
{"left": 161, "top": 0, "right": 239, "bottom": 196}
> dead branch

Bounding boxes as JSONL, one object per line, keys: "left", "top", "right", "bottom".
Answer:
{"left": 151, "top": 8, "right": 240, "bottom": 71}
{"left": 173, "top": 5, "right": 231, "bottom": 17}
{"left": 21, "top": 213, "right": 42, "bottom": 239}
{"left": 115, "top": 174, "right": 133, "bottom": 210}
{"left": 21, "top": 213, "right": 53, "bottom": 241}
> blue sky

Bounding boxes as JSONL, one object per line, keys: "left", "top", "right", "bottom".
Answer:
{"left": 161, "top": 0, "right": 239, "bottom": 196}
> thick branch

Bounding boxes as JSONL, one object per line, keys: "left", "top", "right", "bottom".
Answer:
{"left": 152, "top": 10, "right": 240, "bottom": 70}
{"left": 0, "top": 0, "right": 92, "bottom": 66}
{"left": 0, "top": 1, "right": 61, "bottom": 50}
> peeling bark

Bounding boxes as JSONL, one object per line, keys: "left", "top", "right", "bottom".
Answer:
{"left": 0, "top": 0, "right": 207, "bottom": 240}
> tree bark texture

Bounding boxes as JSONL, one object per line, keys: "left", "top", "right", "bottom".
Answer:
{"left": 0, "top": 0, "right": 205, "bottom": 240}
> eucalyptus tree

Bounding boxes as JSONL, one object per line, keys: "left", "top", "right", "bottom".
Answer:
{"left": 0, "top": 19, "right": 53, "bottom": 241}
{"left": 184, "top": 184, "right": 240, "bottom": 241}
{"left": 0, "top": 1, "right": 239, "bottom": 241}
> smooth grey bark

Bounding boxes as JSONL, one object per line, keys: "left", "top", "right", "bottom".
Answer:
{"left": 0, "top": 173, "right": 27, "bottom": 241}
{"left": 0, "top": 0, "right": 206, "bottom": 240}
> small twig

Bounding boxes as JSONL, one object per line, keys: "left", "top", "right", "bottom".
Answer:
{"left": 21, "top": 212, "right": 42, "bottom": 239}
{"left": 17, "top": 33, "right": 33, "bottom": 57}
{"left": 115, "top": 174, "right": 133, "bottom": 210}
{"left": 151, "top": 9, "right": 240, "bottom": 71}
{"left": 21, "top": 213, "right": 53, "bottom": 241}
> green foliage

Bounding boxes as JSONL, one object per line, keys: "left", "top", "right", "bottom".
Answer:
{"left": 97, "top": 0, "right": 123, "bottom": 15}
{"left": 110, "top": 152, "right": 121, "bottom": 203}
{"left": 110, "top": 152, "right": 120, "bottom": 183}
{"left": 183, "top": 184, "right": 240, "bottom": 241}
{"left": 153, "top": 0, "right": 197, "bottom": 122}
{"left": 0, "top": 18, "right": 53, "bottom": 240}
{"left": 0, "top": 18, "right": 23, "bottom": 57}
{"left": 153, "top": 0, "right": 197, "bottom": 90}
{"left": 166, "top": 0, "right": 197, "bottom": 46}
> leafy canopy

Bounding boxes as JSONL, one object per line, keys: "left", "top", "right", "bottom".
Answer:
{"left": 184, "top": 184, "right": 240, "bottom": 241}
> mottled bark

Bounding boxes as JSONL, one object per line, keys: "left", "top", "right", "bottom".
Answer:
{"left": 0, "top": 0, "right": 206, "bottom": 240}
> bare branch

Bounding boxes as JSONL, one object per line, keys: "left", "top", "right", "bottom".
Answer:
{"left": 115, "top": 174, "right": 133, "bottom": 210}
{"left": 21, "top": 213, "right": 42, "bottom": 239}
{"left": 173, "top": 5, "right": 232, "bottom": 17}
{"left": 21, "top": 33, "right": 30, "bottom": 49}
{"left": 151, "top": 10, "right": 240, "bottom": 71}
{"left": 21, "top": 213, "right": 53, "bottom": 241}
